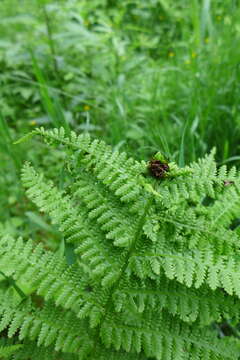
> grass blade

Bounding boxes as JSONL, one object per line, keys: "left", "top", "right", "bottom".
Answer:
{"left": 30, "top": 50, "right": 70, "bottom": 134}
{"left": 179, "top": 120, "right": 188, "bottom": 167}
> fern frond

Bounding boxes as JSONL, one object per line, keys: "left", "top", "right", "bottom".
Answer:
{"left": 100, "top": 311, "right": 240, "bottom": 360}
{"left": 207, "top": 182, "right": 240, "bottom": 228}
{"left": 21, "top": 164, "right": 123, "bottom": 284}
{"left": 114, "top": 275, "right": 240, "bottom": 326}
{"left": 130, "top": 243, "right": 240, "bottom": 297}
{"left": 32, "top": 127, "right": 146, "bottom": 209}
{"left": 0, "top": 289, "right": 93, "bottom": 356}
{"left": 0, "top": 235, "right": 105, "bottom": 324}
{"left": 0, "top": 342, "right": 22, "bottom": 358}
{"left": 10, "top": 128, "right": 240, "bottom": 359}
{"left": 11, "top": 340, "right": 77, "bottom": 360}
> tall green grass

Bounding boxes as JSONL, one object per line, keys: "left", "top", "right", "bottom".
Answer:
{"left": 0, "top": 0, "right": 240, "bottom": 165}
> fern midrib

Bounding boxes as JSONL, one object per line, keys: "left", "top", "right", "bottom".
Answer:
{"left": 159, "top": 215, "right": 238, "bottom": 249}
{"left": 211, "top": 194, "right": 239, "bottom": 225}
{"left": 90, "top": 196, "right": 153, "bottom": 356}
{"left": 36, "top": 129, "right": 140, "bottom": 180}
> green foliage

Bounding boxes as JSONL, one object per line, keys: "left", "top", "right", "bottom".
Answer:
{"left": 0, "top": 339, "right": 22, "bottom": 359}
{"left": 1, "top": 0, "right": 240, "bottom": 245}
{"left": 1, "top": 0, "right": 240, "bottom": 162}
{"left": 1, "top": 128, "right": 240, "bottom": 359}
{"left": 1, "top": 0, "right": 240, "bottom": 358}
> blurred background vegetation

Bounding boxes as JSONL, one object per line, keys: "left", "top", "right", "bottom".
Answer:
{"left": 1, "top": 0, "right": 240, "bottom": 241}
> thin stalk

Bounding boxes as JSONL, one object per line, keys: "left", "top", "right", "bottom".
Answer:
{"left": 42, "top": 3, "right": 60, "bottom": 80}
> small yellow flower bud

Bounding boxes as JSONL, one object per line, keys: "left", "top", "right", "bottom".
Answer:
{"left": 83, "top": 105, "right": 90, "bottom": 111}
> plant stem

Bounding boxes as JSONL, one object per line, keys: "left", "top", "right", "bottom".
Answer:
{"left": 42, "top": 4, "right": 60, "bottom": 80}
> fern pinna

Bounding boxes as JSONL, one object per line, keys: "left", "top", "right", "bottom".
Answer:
{"left": 1, "top": 127, "right": 240, "bottom": 359}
